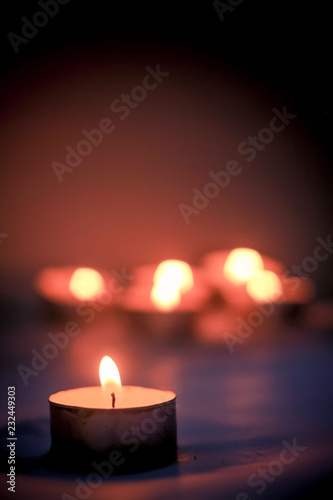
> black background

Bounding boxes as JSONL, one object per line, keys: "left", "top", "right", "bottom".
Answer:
{"left": 1, "top": 0, "right": 331, "bottom": 141}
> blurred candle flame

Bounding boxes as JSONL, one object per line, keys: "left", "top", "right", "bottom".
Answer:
{"left": 69, "top": 267, "right": 104, "bottom": 300}
{"left": 150, "top": 284, "right": 181, "bottom": 310}
{"left": 223, "top": 248, "right": 264, "bottom": 285}
{"left": 150, "top": 260, "right": 194, "bottom": 310}
{"left": 246, "top": 269, "right": 282, "bottom": 303}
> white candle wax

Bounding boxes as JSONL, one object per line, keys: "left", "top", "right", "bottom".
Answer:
{"left": 49, "top": 386, "right": 175, "bottom": 409}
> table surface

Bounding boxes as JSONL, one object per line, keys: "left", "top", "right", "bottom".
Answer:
{"left": 1, "top": 312, "right": 333, "bottom": 500}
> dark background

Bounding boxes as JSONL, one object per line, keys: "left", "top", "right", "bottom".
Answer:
{"left": 0, "top": 4, "right": 333, "bottom": 499}
{"left": 1, "top": 0, "right": 332, "bottom": 302}
{"left": 2, "top": 0, "right": 331, "bottom": 132}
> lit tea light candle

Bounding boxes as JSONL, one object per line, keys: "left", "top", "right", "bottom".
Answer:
{"left": 202, "top": 248, "right": 285, "bottom": 308}
{"left": 120, "top": 259, "right": 207, "bottom": 312}
{"left": 48, "top": 356, "right": 177, "bottom": 473}
{"left": 197, "top": 249, "right": 315, "bottom": 342}
{"left": 117, "top": 260, "right": 209, "bottom": 339}
{"left": 150, "top": 260, "right": 194, "bottom": 310}
{"left": 34, "top": 266, "right": 109, "bottom": 306}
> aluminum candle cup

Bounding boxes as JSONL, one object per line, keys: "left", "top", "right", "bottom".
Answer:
{"left": 48, "top": 386, "right": 177, "bottom": 473}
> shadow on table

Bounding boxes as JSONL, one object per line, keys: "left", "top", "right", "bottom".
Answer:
{"left": 1, "top": 417, "right": 333, "bottom": 500}
{"left": 0, "top": 416, "right": 296, "bottom": 481}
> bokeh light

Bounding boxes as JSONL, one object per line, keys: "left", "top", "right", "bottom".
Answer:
{"left": 69, "top": 267, "right": 105, "bottom": 300}
{"left": 223, "top": 248, "right": 264, "bottom": 285}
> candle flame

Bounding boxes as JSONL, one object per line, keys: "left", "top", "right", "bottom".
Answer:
{"left": 246, "top": 270, "right": 282, "bottom": 303}
{"left": 99, "top": 356, "right": 122, "bottom": 390}
{"left": 69, "top": 267, "right": 104, "bottom": 300}
{"left": 223, "top": 248, "right": 264, "bottom": 285}
{"left": 150, "top": 260, "right": 193, "bottom": 310}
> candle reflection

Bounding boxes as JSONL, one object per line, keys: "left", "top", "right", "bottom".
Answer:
{"left": 34, "top": 265, "right": 109, "bottom": 306}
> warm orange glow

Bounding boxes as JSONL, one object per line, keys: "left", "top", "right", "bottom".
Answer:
{"left": 281, "top": 275, "right": 315, "bottom": 303}
{"left": 150, "top": 284, "right": 181, "bottom": 310}
{"left": 223, "top": 248, "right": 264, "bottom": 285}
{"left": 246, "top": 270, "right": 282, "bottom": 303}
{"left": 69, "top": 267, "right": 104, "bottom": 300}
{"left": 153, "top": 260, "right": 193, "bottom": 292}
{"left": 99, "top": 356, "right": 122, "bottom": 392}
{"left": 150, "top": 260, "right": 193, "bottom": 310}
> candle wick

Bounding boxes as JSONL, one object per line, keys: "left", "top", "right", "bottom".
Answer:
{"left": 111, "top": 392, "right": 116, "bottom": 408}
